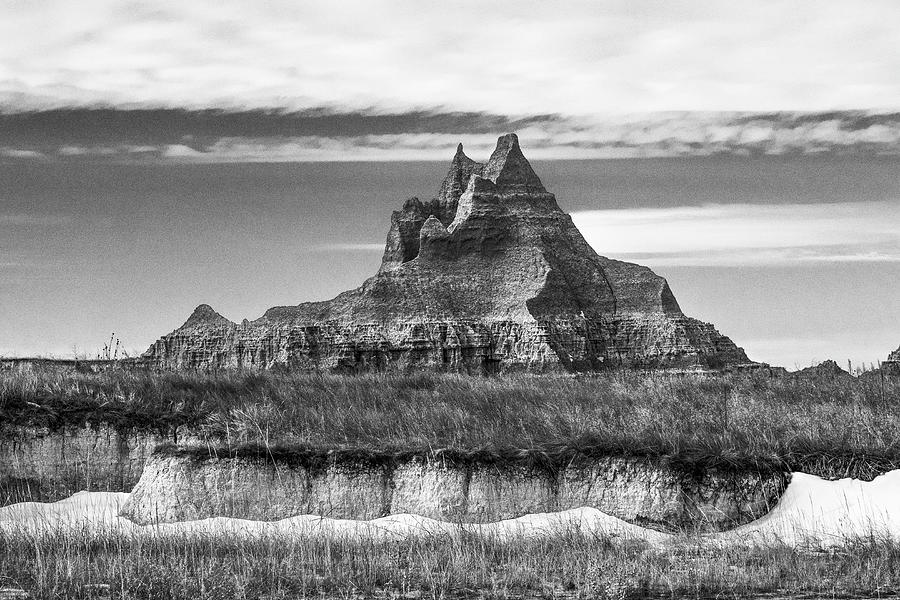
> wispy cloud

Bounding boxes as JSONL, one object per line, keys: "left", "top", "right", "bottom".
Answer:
{"left": 4, "top": 110, "right": 900, "bottom": 162}
{"left": 0, "top": 148, "right": 46, "bottom": 159}
{"left": 572, "top": 201, "right": 900, "bottom": 267}
{"left": 295, "top": 202, "right": 900, "bottom": 265}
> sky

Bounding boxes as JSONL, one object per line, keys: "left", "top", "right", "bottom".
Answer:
{"left": 1, "top": 0, "right": 899, "bottom": 368}
{"left": 2, "top": 0, "right": 900, "bottom": 114}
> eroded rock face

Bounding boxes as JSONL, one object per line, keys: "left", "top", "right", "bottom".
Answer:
{"left": 883, "top": 346, "right": 900, "bottom": 376}
{"left": 0, "top": 424, "right": 169, "bottom": 505}
{"left": 121, "top": 449, "right": 787, "bottom": 532}
{"left": 791, "top": 360, "right": 852, "bottom": 380}
{"left": 140, "top": 134, "right": 750, "bottom": 372}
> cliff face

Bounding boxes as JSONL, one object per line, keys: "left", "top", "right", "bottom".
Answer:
{"left": 122, "top": 448, "right": 786, "bottom": 532}
{"left": 141, "top": 134, "right": 750, "bottom": 372}
{"left": 0, "top": 424, "right": 171, "bottom": 505}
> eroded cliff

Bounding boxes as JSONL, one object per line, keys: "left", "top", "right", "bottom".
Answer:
{"left": 0, "top": 424, "right": 170, "bottom": 504}
{"left": 140, "top": 134, "right": 750, "bottom": 372}
{"left": 121, "top": 446, "right": 786, "bottom": 532}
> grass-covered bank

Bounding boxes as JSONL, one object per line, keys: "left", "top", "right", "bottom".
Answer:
{"left": 1, "top": 367, "right": 898, "bottom": 475}
{"left": 2, "top": 529, "right": 900, "bottom": 599}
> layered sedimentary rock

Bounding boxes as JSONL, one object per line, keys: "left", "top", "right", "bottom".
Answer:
{"left": 141, "top": 134, "right": 749, "bottom": 372}
{"left": 121, "top": 448, "right": 786, "bottom": 532}
{"left": 0, "top": 424, "right": 170, "bottom": 505}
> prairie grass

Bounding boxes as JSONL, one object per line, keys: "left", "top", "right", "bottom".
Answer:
{"left": 1, "top": 367, "right": 899, "bottom": 473}
{"left": 3, "top": 368, "right": 900, "bottom": 598}
{"left": 1, "top": 527, "right": 900, "bottom": 599}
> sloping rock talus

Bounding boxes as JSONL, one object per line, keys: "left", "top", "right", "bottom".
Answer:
{"left": 140, "top": 134, "right": 750, "bottom": 372}
{"left": 121, "top": 448, "right": 787, "bottom": 532}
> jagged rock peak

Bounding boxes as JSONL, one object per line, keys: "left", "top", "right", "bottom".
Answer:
{"left": 181, "top": 304, "right": 232, "bottom": 329}
{"left": 792, "top": 359, "right": 851, "bottom": 379}
{"left": 888, "top": 345, "right": 900, "bottom": 362}
{"left": 436, "top": 142, "right": 482, "bottom": 223}
{"left": 480, "top": 133, "right": 546, "bottom": 194}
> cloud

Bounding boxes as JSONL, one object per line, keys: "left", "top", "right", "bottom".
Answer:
{"left": 0, "top": 148, "right": 45, "bottom": 159}
{"left": 261, "top": 201, "right": 900, "bottom": 266}
{"left": 0, "top": 1, "right": 899, "bottom": 114}
{"left": 3, "top": 110, "right": 900, "bottom": 162}
{"left": 571, "top": 201, "right": 900, "bottom": 267}
{"left": 162, "top": 144, "right": 204, "bottom": 158}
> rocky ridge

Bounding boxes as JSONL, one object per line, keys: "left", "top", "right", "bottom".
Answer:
{"left": 141, "top": 134, "right": 750, "bottom": 372}
{"left": 791, "top": 360, "right": 852, "bottom": 380}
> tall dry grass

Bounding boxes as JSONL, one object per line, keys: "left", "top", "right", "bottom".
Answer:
{"left": 3, "top": 368, "right": 900, "bottom": 598}
{"left": 1, "top": 527, "right": 900, "bottom": 599}
{"left": 2, "top": 367, "right": 899, "bottom": 471}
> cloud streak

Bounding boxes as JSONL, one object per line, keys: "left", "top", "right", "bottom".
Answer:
{"left": 572, "top": 201, "right": 900, "bottom": 267}
{"left": 3, "top": 110, "right": 900, "bottom": 162}
{"left": 271, "top": 202, "right": 900, "bottom": 266}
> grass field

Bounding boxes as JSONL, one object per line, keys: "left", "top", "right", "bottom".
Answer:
{"left": 2, "top": 367, "right": 900, "bottom": 598}
{"left": 1, "top": 527, "right": 900, "bottom": 599}
{"left": 2, "top": 366, "right": 898, "bottom": 473}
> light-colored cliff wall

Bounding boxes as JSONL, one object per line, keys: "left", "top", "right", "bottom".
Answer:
{"left": 121, "top": 449, "right": 788, "bottom": 532}
{"left": 0, "top": 424, "right": 171, "bottom": 504}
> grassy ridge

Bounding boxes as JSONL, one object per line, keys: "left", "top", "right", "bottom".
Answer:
{"left": 2, "top": 368, "right": 899, "bottom": 473}
{"left": 2, "top": 528, "right": 900, "bottom": 599}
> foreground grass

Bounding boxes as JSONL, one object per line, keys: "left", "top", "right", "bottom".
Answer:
{"left": 1, "top": 529, "right": 900, "bottom": 599}
{"left": 1, "top": 367, "right": 899, "bottom": 472}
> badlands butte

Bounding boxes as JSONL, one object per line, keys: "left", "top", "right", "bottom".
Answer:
{"left": 140, "top": 133, "right": 751, "bottom": 373}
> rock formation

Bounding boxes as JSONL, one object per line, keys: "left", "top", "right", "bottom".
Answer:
{"left": 140, "top": 134, "right": 750, "bottom": 372}
{"left": 884, "top": 345, "right": 900, "bottom": 376}
{"left": 122, "top": 447, "right": 786, "bottom": 532}
{"left": 791, "top": 360, "right": 852, "bottom": 380}
{"left": 0, "top": 424, "right": 167, "bottom": 504}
